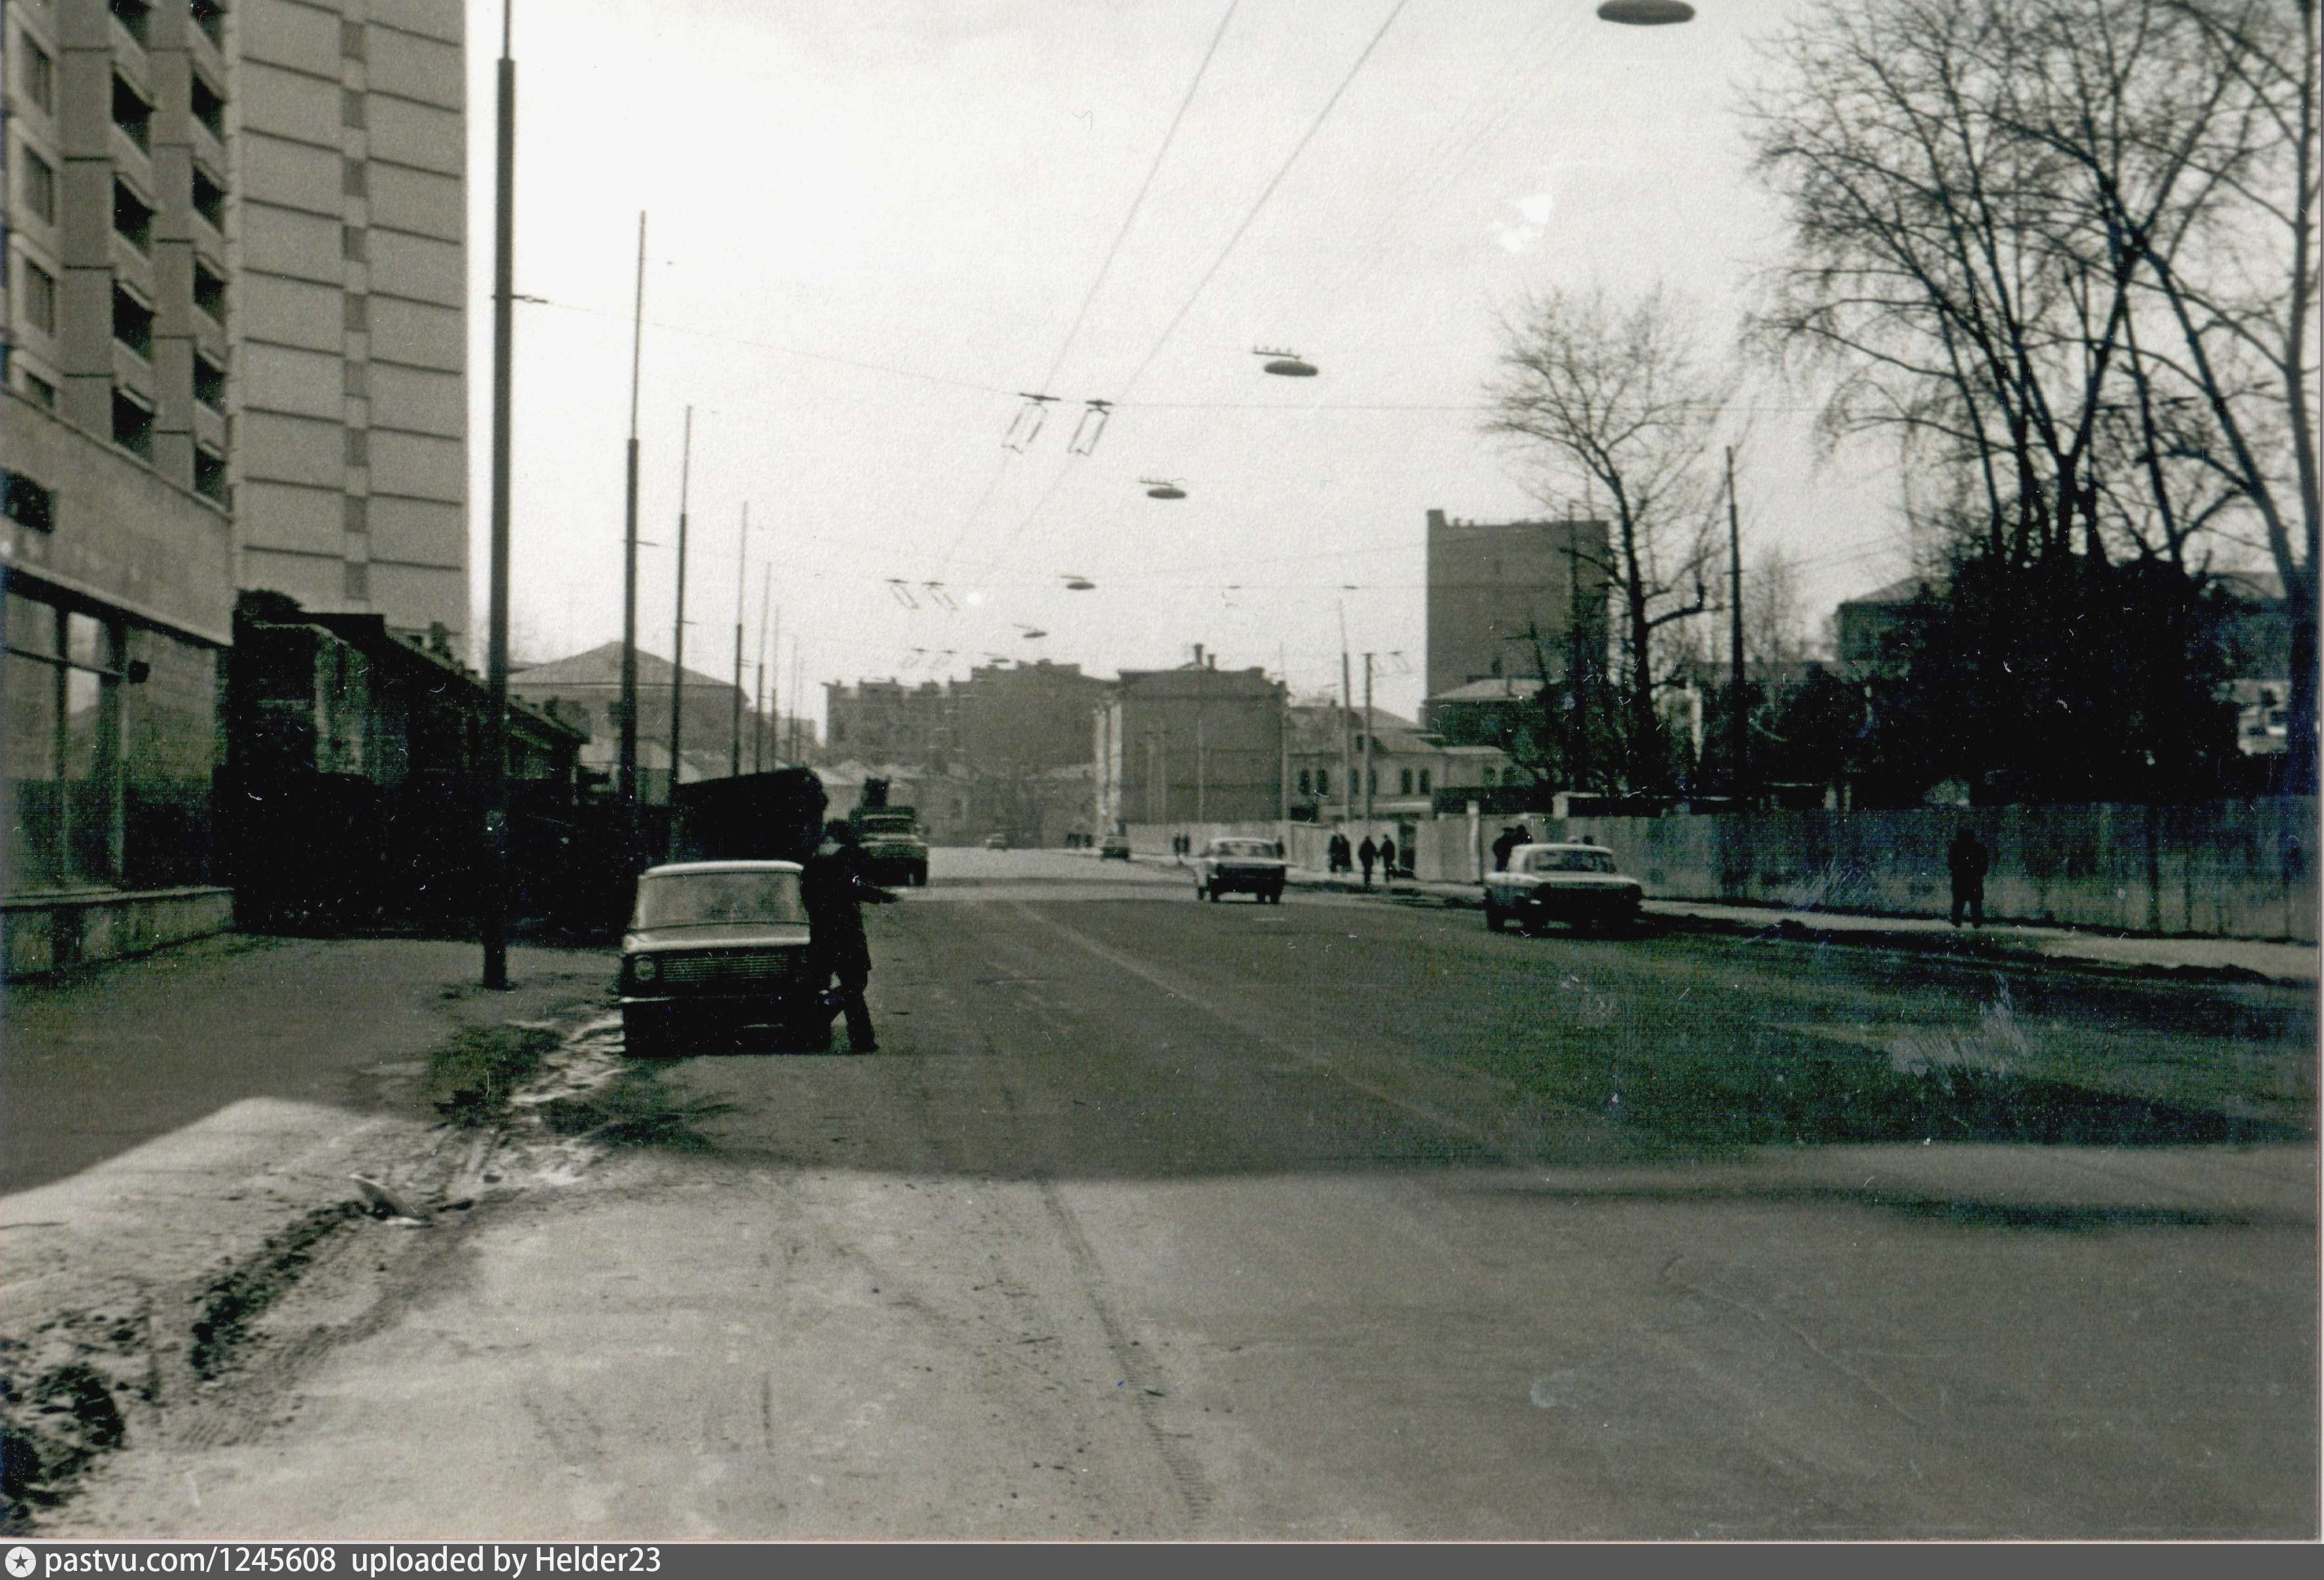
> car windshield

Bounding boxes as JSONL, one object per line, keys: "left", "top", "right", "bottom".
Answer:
{"left": 633, "top": 870, "right": 807, "bottom": 928}
{"left": 1529, "top": 847, "right": 1615, "bottom": 873}
{"left": 1213, "top": 841, "right": 1276, "bottom": 857}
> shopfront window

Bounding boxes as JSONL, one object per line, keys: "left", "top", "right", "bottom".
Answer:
{"left": 3, "top": 586, "right": 130, "bottom": 892}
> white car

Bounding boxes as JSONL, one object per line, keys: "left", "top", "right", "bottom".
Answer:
{"left": 1482, "top": 842, "right": 1643, "bottom": 934}
{"left": 1192, "top": 837, "right": 1287, "bottom": 904}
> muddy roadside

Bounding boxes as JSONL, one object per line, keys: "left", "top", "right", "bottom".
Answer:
{"left": 0, "top": 939, "right": 667, "bottom": 1531}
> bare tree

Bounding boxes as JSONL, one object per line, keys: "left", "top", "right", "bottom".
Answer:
{"left": 1483, "top": 284, "right": 1726, "bottom": 794}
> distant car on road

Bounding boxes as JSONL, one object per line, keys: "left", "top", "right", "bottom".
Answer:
{"left": 1100, "top": 834, "right": 1132, "bottom": 861}
{"left": 621, "top": 861, "right": 825, "bottom": 1056}
{"left": 1482, "top": 842, "right": 1642, "bottom": 935}
{"left": 982, "top": 832, "right": 1009, "bottom": 850}
{"left": 852, "top": 805, "right": 929, "bottom": 887}
{"left": 1193, "top": 837, "right": 1287, "bottom": 904}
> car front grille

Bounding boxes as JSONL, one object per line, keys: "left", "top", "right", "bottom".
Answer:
{"left": 654, "top": 949, "right": 810, "bottom": 991}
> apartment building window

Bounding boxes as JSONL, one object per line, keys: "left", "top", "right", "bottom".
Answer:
{"left": 113, "top": 75, "right": 152, "bottom": 150}
{"left": 113, "top": 179, "right": 154, "bottom": 251}
{"left": 342, "top": 562, "right": 369, "bottom": 600}
{"left": 1418, "top": 768, "right": 1431, "bottom": 795}
{"left": 4, "top": 471, "right": 58, "bottom": 533}
{"left": 111, "top": 284, "right": 154, "bottom": 359}
{"left": 192, "top": 259, "right": 226, "bottom": 324}
{"left": 193, "top": 351, "right": 226, "bottom": 412}
{"left": 1315, "top": 768, "right": 1330, "bottom": 797}
{"left": 21, "top": 147, "right": 56, "bottom": 224}
{"left": 109, "top": 0, "right": 152, "bottom": 47}
{"left": 20, "top": 35, "right": 54, "bottom": 114}
{"left": 341, "top": 224, "right": 366, "bottom": 262}
{"left": 112, "top": 388, "right": 154, "bottom": 457}
{"left": 344, "top": 428, "right": 368, "bottom": 466}
{"left": 1399, "top": 768, "right": 1413, "bottom": 796}
{"left": 192, "top": 0, "right": 227, "bottom": 50}
{"left": 20, "top": 258, "right": 57, "bottom": 334}
{"left": 20, "top": 371, "right": 58, "bottom": 408}
{"left": 191, "top": 166, "right": 226, "bottom": 230}
{"left": 341, "top": 20, "right": 365, "bottom": 59}
{"left": 1297, "top": 769, "right": 1311, "bottom": 796}
{"left": 193, "top": 446, "right": 227, "bottom": 502}
{"left": 190, "top": 73, "right": 226, "bottom": 139}
{"left": 343, "top": 293, "right": 368, "bottom": 332}
{"left": 342, "top": 158, "right": 366, "bottom": 198}
{"left": 341, "top": 90, "right": 365, "bottom": 130}
{"left": 343, "top": 360, "right": 367, "bottom": 397}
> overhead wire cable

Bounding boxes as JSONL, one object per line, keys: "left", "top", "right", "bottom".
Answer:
{"left": 937, "top": 0, "right": 1243, "bottom": 573}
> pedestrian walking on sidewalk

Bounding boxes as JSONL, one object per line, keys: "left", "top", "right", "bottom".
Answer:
{"left": 1379, "top": 835, "right": 1398, "bottom": 881}
{"left": 1327, "top": 831, "right": 1349, "bottom": 873}
{"left": 805, "top": 818, "right": 899, "bottom": 1052}
{"left": 1947, "top": 826, "right": 1988, "bottom": 929}
{"left": 1357, "top": 835, "right": 1378, "bottom": 887}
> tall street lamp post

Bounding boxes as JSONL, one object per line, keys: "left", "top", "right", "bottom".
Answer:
{"left": 481, "top": 1, "right": 517, "bottom": 990}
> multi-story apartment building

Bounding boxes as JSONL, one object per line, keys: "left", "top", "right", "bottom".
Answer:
{"left": 4, "top": 0, "right": 241, "bottom": 972}
{"left": 234, "top": 0, "right": 466, "bottom": 642}
{"left": 824, "top": 676, "right": 952, "bottom": 767}
{"left": 1424, "top": 508, "right": 1610, "bottom": 701}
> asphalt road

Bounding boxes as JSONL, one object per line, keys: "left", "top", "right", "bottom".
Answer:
{"left": 56, "top": 849, "right": 2319, "bottom": 1538}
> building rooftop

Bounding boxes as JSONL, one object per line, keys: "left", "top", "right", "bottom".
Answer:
{"left": 512, "top": 641, "right": 740, "bottom": 694}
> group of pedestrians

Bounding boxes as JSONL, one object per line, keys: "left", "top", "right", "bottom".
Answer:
{"left": 1325, "top": 830, "right": 1400, "bottom": 887}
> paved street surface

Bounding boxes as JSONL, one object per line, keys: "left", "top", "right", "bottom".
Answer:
{"left": 27, "top": 850, "right": 2319, "bottom": 1538}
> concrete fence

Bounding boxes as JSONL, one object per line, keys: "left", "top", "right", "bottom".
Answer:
{"left": 1425, "top": 798, "right": 2317, "bottom": 942}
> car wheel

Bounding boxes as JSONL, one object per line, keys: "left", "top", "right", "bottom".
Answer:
{"left": 1484, "top": 898, "right": 1506, "bottom": 932}
{"left": 912, "top": 865, "right": 928, "bottom": 887}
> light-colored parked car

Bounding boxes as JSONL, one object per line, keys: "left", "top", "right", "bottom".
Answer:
{"left": 620, "top": 861, "right": 825, "bottom": 1056}
{"left": 1193, "top": 837, "right": 1287, "bottom": 904}
{"left": 1482, "top": 842, "right": 1643, "bottom": 935}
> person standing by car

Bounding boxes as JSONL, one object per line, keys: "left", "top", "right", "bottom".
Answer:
{"left": 1491, "top": 823, "right": 1529, "bottom": 871}
{"left": 1379, "top": 834, "right": 1398, "bottom": 882}
{"left": 805, "top": 818, "right": 899, "bottom": 1052}
{"left": 1357, "top": 834, "right": 1378, "bottom": 887}
{"left": 1947, "top": 826, "right": 1988, "bottom": 928}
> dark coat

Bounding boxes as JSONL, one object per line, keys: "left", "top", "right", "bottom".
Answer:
{"left": 802, "top": 837, "right": 894, "bottom": 977}
{"left": 1947, "top": 830, "right": 1989, "bottom": 883}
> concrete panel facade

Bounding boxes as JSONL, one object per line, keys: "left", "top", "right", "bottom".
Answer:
{"left": 232, "top": 0, "right": 466, "bottom": 644}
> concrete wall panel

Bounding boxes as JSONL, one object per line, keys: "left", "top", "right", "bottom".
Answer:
{"left": 239, "top": 273, "right": 343, "bottom": 351}
{"left": 238, "top": 62, "right": 341, "bottom": 143}
{"left": 368, "top": 228, "right": 460, "bottom": 305}
{"left": 366, "top": 95, "right": 460, "bottom": 177}
{"left": 369, "top": 29, "right": 462, "bottom": 110}
{"left": 234, "top": 479, "right": 345, "bottom": 553}
{"left": 368, "top": 163, "right": 462, "bottom": 242}
{"left": 368, "top": 361, "right": 462, "bottom": 436}
{"left": 241, "top": 201, "right": 343, "bottom": 285}
{"left": 368, "top": 493, "right": 463, "bottom": 566}
{"left": 243, "top": 0, "right": 345, "bottom": 78}
{"left": 368, "top": 294, "right": 461, "bottom": 372}
{"left": 368, "top": 428, "right": 463, "bottom": 504}
{"left": 238, "top": 132, "right": 344, "bottom": 220}
{"left": 370, "top": 0, "right": 464, "bottom": 45}
{"left": 240, "top": 340, "right": 345, "bottom": 419}
{"left": 240, "top": 408, "right": 345, "bottom": 489}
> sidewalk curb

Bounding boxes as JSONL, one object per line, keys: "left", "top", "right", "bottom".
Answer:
{"left": 1280, "top": 869, "right": 2311, "bottom": 987}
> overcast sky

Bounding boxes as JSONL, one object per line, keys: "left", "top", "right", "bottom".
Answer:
{"left": 464, "top": 0, "right": 1910, "bottom": 725}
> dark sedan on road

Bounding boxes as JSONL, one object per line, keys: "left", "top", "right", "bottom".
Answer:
{"left": 1482, "top": 842, "right": 1643, "bottom": 934}
{"left": 1193, "top": 837, "right": 1288, "bottom": 904}
{"left": 620, "top": 861, "right": 827, "bottom": 1055}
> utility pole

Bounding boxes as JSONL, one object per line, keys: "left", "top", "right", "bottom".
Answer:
{"left": 479, "top": 0, "right": 516, "bottom": 991}
{"left": 788, "top": 637, "right": 802, "bottom": 764}
{"left": 753, "top": 564, "right": 771, "bottom": 772}
{"left": 1362, "top": 652, "right": 1375, "bottom": 835}
{"left": 1726, "top": 445, "right": 1747, "bottom": 805}
{"left": 666, "top": 404, "right": 691, "bottom": 840}
{"left": 1196, "top": 712, "right": 1207, "bottom": 826}
{"left": 617, "top": 212, "right": 646, "bottom": 814}
{"left": 1338, "top": 604, "right": 1355, "bottom": 830}
{"left": 731, "top": 503, "right": 748, "bottom": 777}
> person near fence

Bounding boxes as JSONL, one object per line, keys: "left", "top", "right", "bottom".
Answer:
{"left": 1948, "top": 826, "right": 1988, "bottom": 929}
{"left": 1357, "top": 835, "right": 1378, "bottom": 887}
{"left": 1379, "top": 835, "right": 1398, "bottom": 881}
{"left": 1491, "top": 823, "right": 1531, "bottom": 871}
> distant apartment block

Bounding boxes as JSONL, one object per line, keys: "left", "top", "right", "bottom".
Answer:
{"left": 1424, "top": 509, "right": 1610, "bottom": 702}
{"left": 1096, "top": 649, "right": 1285, "bottom": 829}
{"left": 233, "top": 0, "right": 466, "bottom": 642}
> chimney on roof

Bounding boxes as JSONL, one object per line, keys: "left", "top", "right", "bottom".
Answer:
{"left": 1192, "top": 643, "right": 1204, "bottom": 667}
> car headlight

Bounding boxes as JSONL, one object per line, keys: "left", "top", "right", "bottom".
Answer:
{"left": 632, "top": 955, "right": 657, "bottom": 984}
